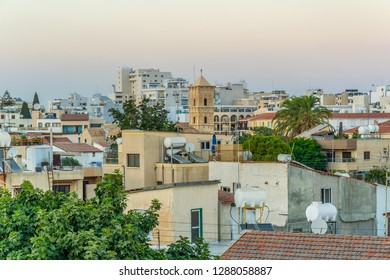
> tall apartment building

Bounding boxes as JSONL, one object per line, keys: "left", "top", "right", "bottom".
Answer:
{"left": 113, "top": 67, "right": 172, "bottom": 104}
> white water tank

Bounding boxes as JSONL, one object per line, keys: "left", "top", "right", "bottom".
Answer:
{"left": 277, "top": 154, "right": 291, "bottom": 163}
{"left": 368, "top": 124, "right": 379, "bottom": 133}
{"left": 358, "top": 126, "right": 369, "bottom": 135}
{"left": 164, "top": 137, "right": 186, "bottom": 148}
{"left": 234, "top": 187, "right": 266, "bottom": 208}
{"left": 305, "top": 201, "right": 337, "bottom": 222}
{"left": 0, "top": 130, "right": 11, "bottom": 147}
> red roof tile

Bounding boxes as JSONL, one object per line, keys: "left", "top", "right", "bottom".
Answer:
{"left": 332, "top": 113, "right": 390, "bottom": 119}
{"left": 220, "top": 231, "right": 390, "bottom": 260}
{"left": 218, "top": 190, "right": 234, "bottom": 204}
{"left": 240, "top": 112, "right": 276, "bottom": 122}
{"left": 60, "top": 114, "right": 89, "bottom": 121}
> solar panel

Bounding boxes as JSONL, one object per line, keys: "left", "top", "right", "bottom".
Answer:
{"left": 188, "top": 153, "right": 207, "bottom": 163}
{"left": 171, "top": 155, "right": 191, "bottom": 164}
{"left": 240, "top": 223, "right": 274, "bottom": 232}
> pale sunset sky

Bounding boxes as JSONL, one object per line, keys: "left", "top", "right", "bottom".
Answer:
{"left": 1, "top": 0, "right": 389, "bottom": 104}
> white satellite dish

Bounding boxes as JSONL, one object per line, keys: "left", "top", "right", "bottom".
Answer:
{"left": 185, "top": 143, "right": 195, "bottom": 153}
{"left": 33, "top": 103, "right": 40, "bottom": 110}
{"left": 7, "top": 147, "right": 18, "bottom": 158}
{"left": 311, "top": 218, "right": 328, "bottom": 234}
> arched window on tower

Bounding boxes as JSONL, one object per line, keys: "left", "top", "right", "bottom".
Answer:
{"left": 193, "top": 99, "right": 196, "bottom": 106}
{"left": 204, "top": 116, "right": 207, "bottom": 124}
{"left": 193, "top": 117, "right": 196, "bottom": 124}
{"left": 204, "top": 98, "right": 207, "bottom": 106}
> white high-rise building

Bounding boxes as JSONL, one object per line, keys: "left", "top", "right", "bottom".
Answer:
{"left": 113, "top": 67, "right": 172, "bottom": 104}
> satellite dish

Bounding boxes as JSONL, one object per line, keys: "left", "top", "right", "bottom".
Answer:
{"left": 311, "top": 218, "right": 328, "bottom": 234}
{"left": 7, "top": 147, "right": 18, "bottom": 158}
{"left": 33, "top": 103, "right": 40, "bottom": 110}
{"left": 185, "top": 143, "right": 195, "bottom": 153}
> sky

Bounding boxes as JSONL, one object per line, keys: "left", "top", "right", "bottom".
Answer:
{"left": 1, "top": 0, "right": 390, "bottom": 106}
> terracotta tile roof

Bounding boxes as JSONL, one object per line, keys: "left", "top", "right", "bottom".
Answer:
{"left": 239, "top": 112, "right": 276, "bottom": 122}
{"left": 86, "top": 128, "right": 106, "bottom": 136}
{"left": 218, "top": 190, "right": 234, "bottom": 204}
{"left": 42, "top": 136, "right": 72, "bottom": 144}
{"left": 60, "top": 114, "right": 89, "bottom": 121}
{"left": 332, "top": 112, "right": 390, "bottom": 119}
{"left": 54, "top": 142, "right": 102, "bottom": 153}
{"left": 220, "top": 231, "right": 390, "bottom": 260}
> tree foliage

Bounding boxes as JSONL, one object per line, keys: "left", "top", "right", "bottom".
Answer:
{"left": 61, "top": 157, "right": 81, "bottom": 167}
{"left": 109, "top": 98, "right": 176, "bottom": 132}
{"left": 289, "top": 138, "right": 327, "bottom": 170}
{"left": 0, "top": 172, "right": 214, "bottom": 260}
{"left": 242, "top": 135, "right": 290, "bottom": 161}
{"left": 20, "top": 101, "right": 32, "bottom": 119}
{"left": 272, "top": 95, "right": 332, "bottom": 141}
{"left": 33, "top": 92, "right": 40, "bottom": 105}
{"left": 364, "top": 166, "right": 386, "bottom": 185}
{"left": 1, "top": 90, "right": 15, "bottom": 108}
{"left": 235, "top": 127, "right": 274, "bottom": 144}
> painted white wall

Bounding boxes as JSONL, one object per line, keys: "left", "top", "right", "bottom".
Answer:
{"left": 376, "top": 185, "right": 390, "bottom": 236}
{"left": 209, "top": 161, "right": 289, "bottom": 227}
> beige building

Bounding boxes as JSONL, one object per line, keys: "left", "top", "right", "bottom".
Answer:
{"left": 188, "top": 75, "right": 215, "bottom": 133}
{"left": 239, "top": 112, "right": 276, "bottom": 130}
{"left": 126, "top": 180, "right": 219, "bottom": 245}
{"left": 317, "top": 138, "right": 390, "bottom": 173}
{"left": 119, "top": 130, "right": 232, "bottom": 190}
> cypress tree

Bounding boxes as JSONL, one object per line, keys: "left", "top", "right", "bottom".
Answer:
{"left": 33, "top": 92, "right": 40, "bottom": 105}
{"left": 20, "top": 101, "right": 32, "bottom": 119}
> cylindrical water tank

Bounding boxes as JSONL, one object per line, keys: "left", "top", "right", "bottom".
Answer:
{"left": 277, "top": 154, "right": 291, "bottom": 163}
{"left": 0, "top": 130, "right": 11, "bottom": 147}
{"left": 234, "top": 187, "right": 266, "bottom": 208}
{"left": 305, "top": 201, "right": 337, "bottom": 222}
{"left": 164, "top": 137, "right": 186, "bottom": 148}
{"left": 166, "top": 149, "right": 182, "bottom": 156}
{"left": 358, "top": 126, "right": 369, "bottom": 135}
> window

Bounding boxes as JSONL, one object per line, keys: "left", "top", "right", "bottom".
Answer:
{"left": 191, "top": 208, "right": 203, "bottom": 243}
{"left": 204, "top": 98, "right": 207, "bottom": 106}
{"left": 321, "top": 188, "right": 332, "bottom": 203}
{"left": 233, "top": 182, "right": 241, "bottom": 192}
{"left": 364, "top": 151, "right": 370, "bottom": 160}
{"left": 200, "top": 141, "right": 210, "bottom": 150}
{"left": 221, "top": 186, "right": 231, "bottom": 192}
{"left": 193, "top": 99, "right": 196, "bottom": 106}
{"left": 38, "top": 122, "right": 43, "bottom": 128}
{"left": 193, "top": 117, "right": 195, "bottom": 124}
{"left": 204, "top": 116, "right": 207, "bottom": 124}
{"left": 127, "top": 154, "right": 140, "bottom": 167}
{"left": 11, "top": 115, "right": 15, "bottom": 119}
{"left": 53, "top": 185, "right": 70, "bottom": 194}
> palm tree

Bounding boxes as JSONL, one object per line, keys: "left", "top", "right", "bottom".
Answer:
{"left": 272, "top": 95, "right": 332, "bottom": 141}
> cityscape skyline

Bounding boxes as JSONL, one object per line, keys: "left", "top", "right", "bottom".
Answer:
{"left": 1, "top": 0, "right": 390, "bottom": 105}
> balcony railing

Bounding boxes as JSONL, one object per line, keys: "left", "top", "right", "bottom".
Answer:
{"left": 326, "top": 157, "right": 356, "bottom": 163}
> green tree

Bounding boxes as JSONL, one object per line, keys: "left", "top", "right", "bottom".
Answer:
{"left": 1, "top": 90, "right": 15, "bottom": 108}
{"left": 364, "top": 166, "right": 386, "bottom": 185}
{"left": 109, "top": 98, "right": 176, "bottom": 133}
{"left": 289, "top": 138, "right": 327, "bottom": 170}
{"left": 242, "top": 135, "right": 290, "bottom": 161}
{"left": 61, "top": 157, "right": 81, "bottom": 167}
{"left": 20, "top": 101, "right": 32, "bottom": 119}
{"left": 235, "top": 127, "right": 274, "bottom": 144}
{"left": 33, "top": 92, "right": 40, "bottom": 105}
{"left": 0, "top": 172, "right": 214, "bottom": 260}
{"left": 272, "top": 95, "right": 332, "bottom": 141}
